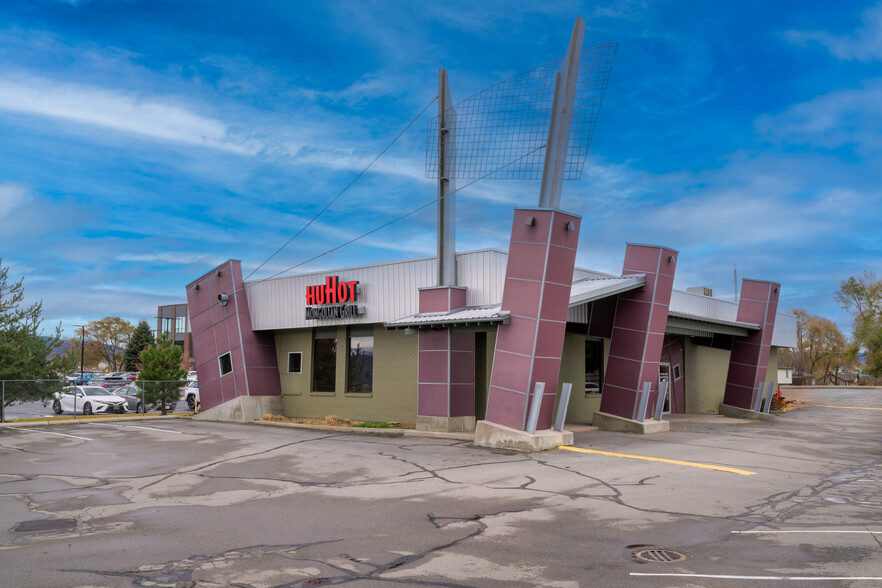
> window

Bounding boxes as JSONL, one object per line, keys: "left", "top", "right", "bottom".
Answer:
{"left": 673, "top": 363, "right": 682, "bottom": 380}
{"left": 288, "top": 352, "right": 302, "bottom": 374}
{"left": 218, "top": 352, "right": 233, "bottom": 376}
{"left": 347, "top": 326, "right": 374, "bottom": 394}
{"left": 312, "top": 328, "right": 337, "bottom": 393}
{"left": 585, "top": 339, "right": 603, "bottom": 395}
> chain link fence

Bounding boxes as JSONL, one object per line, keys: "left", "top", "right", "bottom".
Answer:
{"left": 1, "top": 380, "right": 194, "bottom": 422}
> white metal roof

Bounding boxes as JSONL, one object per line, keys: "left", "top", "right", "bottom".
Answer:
{"left": 385, "top": 304, "right": 510, "bottom": 329}
{"left": 568, "top": 274, "right": 646, "bottom": 307}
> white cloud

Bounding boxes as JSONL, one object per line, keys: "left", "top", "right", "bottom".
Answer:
{"left": 782, "top": 3, "right": 882, "bottom": 61}
{"left": 0, "top": 74, "right": 261, "bottom": 155}
{"left": 754, "top": 81, "right": 882, "bottom": 153}
{"left": 0, "top": 182, "right": 31, "bottom": 215}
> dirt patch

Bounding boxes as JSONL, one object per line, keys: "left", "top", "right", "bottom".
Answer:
{"left": 261, "top": 414, "right": 415, "bottom": 429}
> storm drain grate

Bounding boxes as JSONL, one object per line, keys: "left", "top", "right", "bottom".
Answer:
{"left": 633, "top": 548, "right": 690, "bottom": 563}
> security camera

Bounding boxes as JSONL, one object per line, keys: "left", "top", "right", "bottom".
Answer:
{"left": 218, "top": 293, "right": 229, "bottom": 306}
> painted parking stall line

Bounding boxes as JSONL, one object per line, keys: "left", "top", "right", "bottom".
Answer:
{"left": 630, "top": 572, "right": 882, "bottom": 581}
{"left": 89, "top": 423, "right": 184, "bottom": 434}
{"left": 559, "top": 446, "right": 756, "bottom": 476}
{"left": 814, "top": 405, "right": 882, "bottom": 411}
{"left": 12, "top": 428, "right": 92, "bottom": 441}
{"left": 733, "top": 529, "right": 882, "bottom": 535}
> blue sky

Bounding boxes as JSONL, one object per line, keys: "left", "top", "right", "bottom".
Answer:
{"left": 1, "top": 0, "right": 880, "bottom": 339}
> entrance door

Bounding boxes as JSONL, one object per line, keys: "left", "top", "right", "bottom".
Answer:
{"left": 658, "top": 363, "right": 672, "bottom": 414}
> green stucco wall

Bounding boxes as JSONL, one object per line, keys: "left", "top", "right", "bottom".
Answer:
{"left": 275, "top": 325, "right": 418, "bottom": 423}
{"left": 683, "top": 339, "right": 729, "bottom": 412}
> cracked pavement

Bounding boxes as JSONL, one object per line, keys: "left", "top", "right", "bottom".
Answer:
{"left": 0, "top": 386, "right": 879, "bottom": 587}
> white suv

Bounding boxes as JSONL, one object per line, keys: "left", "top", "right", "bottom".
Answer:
{"left": 183, "top": 380, "right": 200, "bottom": 410}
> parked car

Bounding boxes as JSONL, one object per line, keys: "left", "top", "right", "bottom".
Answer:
{"left": 187, "top": 370, "right": 197, "bottom": 382}
{"left": 90, "top": 372, "right": 129, "bottom": 391}
{"left": 183, "top": 380, "right": 200, "bottom": 410}
{"left": 115, "top": 383, "right": 175, "bottom": 414}
{"left": 53, "top": 386, "right": 128, "bottom": 415}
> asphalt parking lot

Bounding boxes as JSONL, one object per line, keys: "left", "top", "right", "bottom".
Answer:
{"left": 0, "top": 386, "right": 879, "bottom": 587}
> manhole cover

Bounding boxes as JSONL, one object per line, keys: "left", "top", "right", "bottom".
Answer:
{"left": 633, "top": 548, "right": 690, "bottom": 563}
{"left": 13, "top": 519, "right": 77, "bottom": 533}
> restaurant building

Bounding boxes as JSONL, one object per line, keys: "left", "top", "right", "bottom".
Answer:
{"left": 185, "top": 224, "right": 796, "bottom": 433}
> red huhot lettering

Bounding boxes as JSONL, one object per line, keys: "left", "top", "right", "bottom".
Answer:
{"left": 337, "top": 281, "right": 349, "bottom": 302}
{"left": 324, "top": 276, "right": 338, "bottom": 304}
{"left": 347, "top": 281, "right": 358, "bottom": 301}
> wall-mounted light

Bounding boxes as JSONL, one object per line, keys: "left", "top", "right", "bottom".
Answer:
{"left": 668, "top": 255, "right": 674, "bottom": 263}
{"left": 194, "top": 284, "right": 200, "bottom": 290}
{"left": 565, "top": 221, "right": 575, "bottom": 231}
{"left": 774, "top": 287, "right": 779, "bottom": 293}
{"left": 216, "top": 270, "right": 222, "bottom": 277}
{"left": 524, "top": 216, "right": 535, "bottom": 226}
{"left": 218, "top": 293, "right": 229, "bottom": 306}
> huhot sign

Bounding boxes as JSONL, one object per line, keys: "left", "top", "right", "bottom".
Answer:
{"left": 305, "top": 276, "right": 361, "bottom": 320}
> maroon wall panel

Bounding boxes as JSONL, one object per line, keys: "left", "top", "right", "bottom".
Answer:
{"left": 722, "top": 280, "right": 780, "bottom": 409}
{"left": 485, "top": 208, "right": 581, "bottom": 431}
{"left": 186, "top": 260, "right": 281, "bottom": 411}
{"left": 417, "top": 287, "right": 474, "bottom": 419}
{"left": 600, "top": 244, "right": 678, "bottom": 420}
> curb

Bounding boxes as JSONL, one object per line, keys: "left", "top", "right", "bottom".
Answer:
{"left": 0, "top": 414, "right": 192, "bottom": 429}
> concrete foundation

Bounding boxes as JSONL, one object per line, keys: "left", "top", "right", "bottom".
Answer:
{"left": 719, "top": 403, "right": 778, "bottom": 422}
{"left": 195, "top": 395, "right": 284, "bottom": 423}
{"left": 473, "top": 420, "right": 573, "bottom": 452}
{"left": 591, "top": 411, "right": 669, "bottom": 434}
{"left": 416, "top": 415, "right": 476, "bottom": 433}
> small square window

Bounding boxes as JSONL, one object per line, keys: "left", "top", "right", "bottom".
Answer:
{"left": 218, "top": 352, "right": 233, "bottom": 376}
{"left": 288, "top": 352, "right": 302, "bottom": 374}
{"left": 673, "top": 363, "right": 682, "bottom": 380}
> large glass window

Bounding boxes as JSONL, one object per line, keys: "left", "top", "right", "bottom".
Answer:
{"left": 312, "top": 328, "right": 337, "bottom": 392}
{"left": 585, "top": 339, "right": 603, "bottom": 395}
{"left": 347, "top": 326, "right": 374, "bottom": 394}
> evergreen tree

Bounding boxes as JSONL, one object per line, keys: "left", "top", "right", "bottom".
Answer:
{"left": 0, "top": 262, "right": 75, "bottom": 414}
{"left": 124, "top": 320, "right": 154, "bottom": 371}
{"left": 138, "top": 335, "right": 187, "bottom": 415}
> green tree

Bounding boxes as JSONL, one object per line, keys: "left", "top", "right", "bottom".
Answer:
{"left": 85, "top": 317, "right": 135, "bottom": 371}
{"left": 791, "top": 309, "right": 851, "bottom": 384}
{"left": 0, "top": 262, "right": 75, "bottom": 413}
{"left": 124, "top": 320, "right": 155, "bottom": 371}
{"left": 836, "top": 271, "right": 882, "bottom": 379}
{"left": 138, "top": 335, "right": 187, "bottom": 415}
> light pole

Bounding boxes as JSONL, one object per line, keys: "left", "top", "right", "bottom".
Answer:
{"left": 73, "top": 325, "right": 85, "bottom": 383}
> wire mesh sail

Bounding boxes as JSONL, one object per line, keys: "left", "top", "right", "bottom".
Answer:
{"left": 426, "top": 43, "right": 617, "bottom": 180}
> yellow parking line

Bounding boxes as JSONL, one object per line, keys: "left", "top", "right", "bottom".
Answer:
{"left": 815, "top": 405, "right": 882, "bottom": 411}
{"left": 559, "top": 446, "right": 756, "bottom": 476}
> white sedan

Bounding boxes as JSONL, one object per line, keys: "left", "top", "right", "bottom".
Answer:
{"left": 53, "top": 386, "right": 128, "bottom": 415}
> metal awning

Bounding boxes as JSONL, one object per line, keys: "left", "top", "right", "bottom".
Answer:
{"left": 568, "top": 274, "right": 646, "bottom": 307}
{"left": 385, "top": 304, "right": 510, "bottom": 330}
{"left": 665, "top": 313, "right": 759, "bottom": 337}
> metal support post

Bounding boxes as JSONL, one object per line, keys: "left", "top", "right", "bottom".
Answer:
{"left": 525, "top": 382, "right": 545, "bottom": 434}
{"left": 653, "top": 380, "right": 668, "bottom": 421}
{"left": 635, "top": 381, "right": 652, "bottom": 423}
{"left": 2, "top": 381, "right": 5, "bottom": 423}
{"left": 763, "top": 381, "right": 776, "bottom": 414}
{"left": 538, "top": 17, "right": 585, "bottom": 209}
{"left": 437, "top": 68, "right": 457, "bottom": 287}
{"left": 752, "top": 381, "right": 766, "bottom": 412}
{"left": 554, "top": 383, "right": 573, "bottom": 432}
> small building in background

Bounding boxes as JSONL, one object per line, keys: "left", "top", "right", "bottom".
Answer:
{"left": 156, "top": 303, "right": 194, "bottom": 369}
